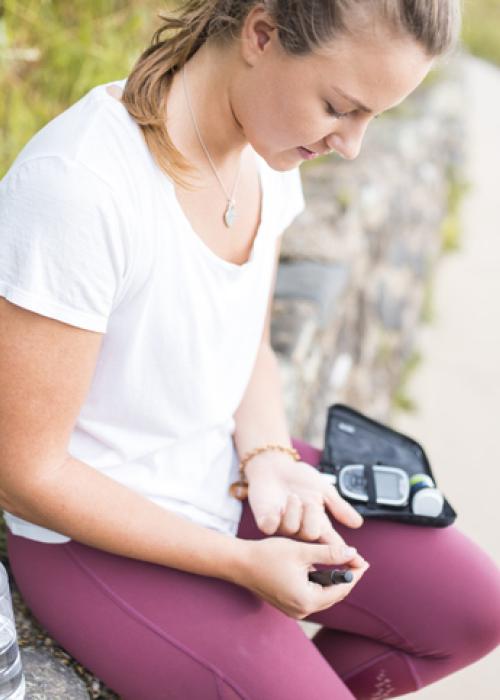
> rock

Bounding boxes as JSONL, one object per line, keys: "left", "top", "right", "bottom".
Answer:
{"left": 21, "top": 647, "right": 89, "bottom": 700}
{"left": 275, "top": 260, "right": 349, "bottom": 328}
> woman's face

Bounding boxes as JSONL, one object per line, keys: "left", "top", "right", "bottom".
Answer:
{"left": 231, "top": 9, "right": 434, "bottom": 170}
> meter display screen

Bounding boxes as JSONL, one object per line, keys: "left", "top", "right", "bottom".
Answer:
{"left": 376, "top": 471, "right": 404, "bottom": 499}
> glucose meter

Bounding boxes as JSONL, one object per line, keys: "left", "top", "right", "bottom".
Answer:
{"left": 338, "top": 464, "right": 410, "bottom": 507}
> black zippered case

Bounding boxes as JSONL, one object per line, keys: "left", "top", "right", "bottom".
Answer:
{"left": 319, "top": 403, "right": 457, "bottom": 527}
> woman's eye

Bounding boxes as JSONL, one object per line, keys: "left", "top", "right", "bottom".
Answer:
{"left": 325, "top": 102, "right": 349, "bottom": 119}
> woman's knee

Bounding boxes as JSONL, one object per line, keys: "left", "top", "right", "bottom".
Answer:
{"left": 446, "top": 557, "right": 500, "bottom": 663}
{"left": 417, "top": 528, "right": 500, "bottom": 664}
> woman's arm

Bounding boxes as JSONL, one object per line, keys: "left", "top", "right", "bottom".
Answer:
{"left": 233, "top": 341, "right": 293, "bottom": 459}
{"left": 9, "top": 452, "right": 248, "bottom": 581}
{"left": 231, "top": 241, "right": 364, "bottom": 540}
{"left": 0, "top": 298, "right": 246, "bottom": 580}
{"left": 232, "top": 238, "right": 293, "bottom": 457}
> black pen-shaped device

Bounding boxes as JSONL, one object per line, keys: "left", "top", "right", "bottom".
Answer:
{"left": 308, "top": 569, "right": 353, "bottom": 586}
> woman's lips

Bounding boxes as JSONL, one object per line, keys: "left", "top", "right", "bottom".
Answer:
{"left": 297, "top": 146, "right": 318, "bottom": 160}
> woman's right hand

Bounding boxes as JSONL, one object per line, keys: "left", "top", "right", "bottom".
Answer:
{"left": 235, "top": 536, "right": 370, "bottom": 619}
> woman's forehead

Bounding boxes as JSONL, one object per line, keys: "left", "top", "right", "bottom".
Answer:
{"left": 291, "top": 33, "right": 433, "bottom": 113}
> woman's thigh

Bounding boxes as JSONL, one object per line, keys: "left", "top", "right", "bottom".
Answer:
{"left": 309, "top": 518, "right": 500, "bottom": 660}
{"left": 239, "top": 437, "right": 500, "bottom": 664}
{"left": 6, "top": 529, "right": 354, "bottom": 700}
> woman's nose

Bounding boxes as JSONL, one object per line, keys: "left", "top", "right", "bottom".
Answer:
{"left": 326, "top": 118, "right": 370, "bottom": 160}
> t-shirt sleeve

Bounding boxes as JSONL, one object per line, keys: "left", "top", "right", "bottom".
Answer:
{"left": 0, "top": 156, "right": 131, "bottom": 332}
{"left": 278, "top": 166, "right": 306, "bottom": 235}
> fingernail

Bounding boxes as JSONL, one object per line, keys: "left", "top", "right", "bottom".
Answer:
{"left": 343, "top": 546, "right": 357, "bottom": 557}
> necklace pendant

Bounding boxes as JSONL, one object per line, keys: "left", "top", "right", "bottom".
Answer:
{"left": 224, "top": 201, "right": 236, "bottom": 228}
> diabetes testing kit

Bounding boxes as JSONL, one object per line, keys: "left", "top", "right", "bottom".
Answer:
{"left": 319, "top": 404, "right": 457, "bottom": 527}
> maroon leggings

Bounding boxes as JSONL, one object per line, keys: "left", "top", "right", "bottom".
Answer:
{"left": 7, "top": 438, "right": 500, "bottom": 699}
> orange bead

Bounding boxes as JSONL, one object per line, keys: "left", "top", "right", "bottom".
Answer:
{"left": 229, "top": 480, "right": 248, "bottom": 501}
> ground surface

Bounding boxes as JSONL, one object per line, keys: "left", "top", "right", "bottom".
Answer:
{"left": 393, "top": 55, "right": 500, "bottom": 699}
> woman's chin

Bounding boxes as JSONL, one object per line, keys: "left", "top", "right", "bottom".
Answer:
{"left": 257, "top": 148, "right": 304, "bottom": 172}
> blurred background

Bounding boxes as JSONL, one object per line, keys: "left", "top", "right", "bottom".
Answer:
{"left": 1, "top": 1, "right": 499, "bottom": 699}
{"left": 1, "top": 0, "right": 500, "bottom": 177}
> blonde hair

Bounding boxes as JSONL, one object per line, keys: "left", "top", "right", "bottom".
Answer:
{"left": 121, "top": 0, "right": 462, "bottom": 186}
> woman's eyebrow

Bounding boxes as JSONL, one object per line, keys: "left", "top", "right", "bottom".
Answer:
{"left": 331, "top": 86, "right": 373, "bottom": 114}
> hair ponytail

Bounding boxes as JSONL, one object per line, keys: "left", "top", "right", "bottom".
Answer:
{"left": 121, "top": 1, "right": 232, "bottom": 188}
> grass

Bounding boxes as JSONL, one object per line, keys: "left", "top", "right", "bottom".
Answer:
{"left": 420, "top": 273, "right": 435, "bottom": 325}
{"left": 462, "top": 0, "right": 500, "bottom": 66}
{"left": 392, "top": 351, "right": 423, "bottom": 413}
{"left": 441, "top": 166, "right": 470, "bottom": 252}
{"left": 0, "top": 0, "right": 163, "bottom": 176}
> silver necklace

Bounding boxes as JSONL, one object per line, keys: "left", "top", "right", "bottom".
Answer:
{"left": 182, "top": 64, "right": 243, "bottom": 228}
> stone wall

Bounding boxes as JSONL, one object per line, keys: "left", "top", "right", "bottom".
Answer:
{"left": 271, "top": 58, "right": 466, "bottom": 449}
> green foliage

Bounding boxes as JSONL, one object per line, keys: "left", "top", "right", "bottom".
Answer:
{"left": 420, "top": 272, "right": 435, "bottom": 324}
{"left": 441, "top": 166, "right": 470, "bottom": 253}
{"left": 392, "top": 351, "right": 422, "bottom": 413}
{"left": 462, "top": 0, "right": 500, "bottom": 66}
{"left": 335, "top": 186, "right": 353, "bottom": 213}
{"left": 0, "top": 0, "right": 164, "bottom": 176}
{"left": 441, "top": 212, "right": 461, "bottom": 252}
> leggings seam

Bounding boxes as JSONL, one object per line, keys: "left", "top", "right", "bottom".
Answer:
{"left": 215, "top": 673, "right": 245, "bottom": 700}
{"left": 402, "top": 652, "right": 422, "bottom": 691}
{"left": 61, "top": 543, "right": 249, "bottom": 700}
{"left": 332, "top": 599, "right": 422, "bottom": 656}
{"left": 341, "top": 648, "right": 422, "bottom": 690}
{"left": 331, "top": 599, "right": 452, "bottom": 661}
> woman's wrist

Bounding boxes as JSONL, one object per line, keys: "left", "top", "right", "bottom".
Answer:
{"left": 228, "top": 537, "right": 256, "bottom": 587}
{"left": 243, "top": 450, "right": 297, "bottom": 481}
{"left": 230, "top": 443, "right": 300, "bottom": 500}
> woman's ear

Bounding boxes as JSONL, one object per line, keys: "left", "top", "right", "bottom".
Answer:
{"left": 240, "top": 6, "right": 276, "bottom": 67}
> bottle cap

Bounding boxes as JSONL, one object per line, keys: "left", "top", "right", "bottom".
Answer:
{"left": 411, "top": 488, "right": 444, "bottom": 517}
{"left": 410, "top": 473, "right": 435, "bottom": 489}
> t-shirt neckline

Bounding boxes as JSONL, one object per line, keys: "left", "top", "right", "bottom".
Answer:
{"left": 97, "top": 80, "right": 268, "bottom": 272}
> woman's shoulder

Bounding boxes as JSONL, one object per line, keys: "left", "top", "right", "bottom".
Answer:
{"left": 3, "top": 78, "right": 142, "bottom": 197}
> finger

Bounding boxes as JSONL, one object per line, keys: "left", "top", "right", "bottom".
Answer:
{"left": 317, "top": 512, "right": 347, "bottom": 548}
{"left": 313, "top": 561, "right": 370, "bottom": 610}
{"left": 323, "top": 486, "right": 364, "bottom": 529}
{"left": 280, "top": 493, "right": 302, "bottom": 535}
{"left": 248, "top": 482, "right": 287, "bottom": 534}
{"left": 316, "top": 514, "right": 367, "bottom": 569}
{"left": 298, "top": 501, "right": 327, "bottom": 541}
{"left": 256, "top": 511, "right": 282, "bottom": 535}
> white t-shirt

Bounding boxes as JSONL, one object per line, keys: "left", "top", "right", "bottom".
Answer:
{"left": 0, "top": 78, "right": 305, "bottom": 544}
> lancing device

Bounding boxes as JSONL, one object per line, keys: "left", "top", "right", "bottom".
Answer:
{"left": 308, "top": 569, "right": 354, "bottom": 586}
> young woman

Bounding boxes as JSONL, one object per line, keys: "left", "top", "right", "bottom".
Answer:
{"left": 1, "top": 1, "right": 499, "bottom": 698}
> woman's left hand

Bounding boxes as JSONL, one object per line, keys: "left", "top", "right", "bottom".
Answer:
{"left": 246, "top": 454, "right": 364, "bottom": 548}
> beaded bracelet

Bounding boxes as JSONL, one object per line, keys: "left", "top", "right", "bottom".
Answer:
{"left": 229, "top": 444, "right": 301, "bottom": 501}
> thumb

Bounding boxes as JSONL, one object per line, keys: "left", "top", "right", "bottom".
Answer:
{"left": 302, "top": 541, "right": 358, "bottom": 567}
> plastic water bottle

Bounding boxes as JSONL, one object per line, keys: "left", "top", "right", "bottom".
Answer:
{"left": 0, "top": 562, "right": 25, "bottom": 699}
